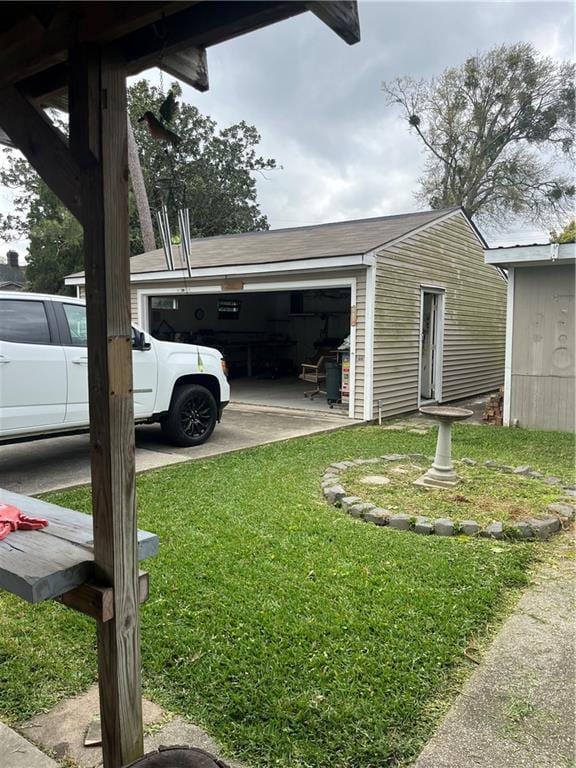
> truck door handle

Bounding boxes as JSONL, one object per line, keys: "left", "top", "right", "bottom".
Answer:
{"left": 0, "top": 355, "right": 10, "bottom": 364}
{"left": 72, "top": 357, "right": 88, "bottom": 365}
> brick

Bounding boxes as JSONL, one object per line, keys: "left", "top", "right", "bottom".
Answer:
{"left": 364, "top": 508, "right": 391, "bottom": 526}
{"left": 415, "top": 516, "right": 433, "bottom": 535}
{"left": 389, "top": 514, "right": 411, "bottom": 531}
{"left": 511, "top": 521, "right": 534, "bottom": 539}
{"left": 434, "top": 518, "right": 455, "bottom": 536}
{"left": 544, "top": 476, "right": 562, "bottom": 486}
{"left": 546, "top": 502, "right": 575, "bottom": 521}
{"left": 527, "top": 517, "right": 561, "bottom": 539}
{"left": 481, "top": 521, "right": 504, "bottom": 539}
{"left": 323, "top": 485, "right": 346, "bottom": 505}
{"left": 340, "top": 496, "right": 362, "bottom": 513}
{"left": 348, "top": 503, "right": 374, "bottom": 519}
{"left": 460, "top": 520, "right": 481, "bottom": 536}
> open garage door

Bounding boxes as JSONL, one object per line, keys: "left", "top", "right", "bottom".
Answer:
{"left": 146, "top": 287, "right": 353, "bottom": 416}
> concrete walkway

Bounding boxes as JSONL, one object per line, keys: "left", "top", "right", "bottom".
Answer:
{"left": 413, "top": 553, "right": 575, "bottom": 768}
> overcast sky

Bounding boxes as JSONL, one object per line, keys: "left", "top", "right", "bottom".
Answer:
{"left": 1, "top": 1, "right": 574, "bottom": 258}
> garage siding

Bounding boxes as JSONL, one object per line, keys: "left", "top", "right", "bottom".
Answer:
{"left": 373, "top": 213, "right": 506, "bottom": 419}
{"left": 125, "top": 269, "right": 367, "bottom": 419}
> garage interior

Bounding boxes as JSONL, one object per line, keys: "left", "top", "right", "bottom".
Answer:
{"left": 148, "top": 287, "right": 352, "bottom": 413}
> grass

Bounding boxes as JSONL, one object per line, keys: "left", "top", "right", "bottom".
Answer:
{"left": 342, "top": 459, "right": 569, "bottom": 527}
{"left": 0, "top": 423, "right": 573, "bottom": 767}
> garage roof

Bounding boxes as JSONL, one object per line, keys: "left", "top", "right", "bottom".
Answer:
{"left": 67, "top": 207, "right": 462, "bottom": 278}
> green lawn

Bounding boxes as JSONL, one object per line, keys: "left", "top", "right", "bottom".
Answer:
{"left": 0, "top": 424, "right": 573, "bottom": 767}
{"left": 342, "top": 458, "right": 568, "bottom": 527}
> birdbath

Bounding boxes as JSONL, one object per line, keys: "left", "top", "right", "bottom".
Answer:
{"left": 414, "top": 406, "right": 474, "bottom": 488}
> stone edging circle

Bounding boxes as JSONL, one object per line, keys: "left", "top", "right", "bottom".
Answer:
{"left": 321, "top": 455, "right": 575, "bottom": 541}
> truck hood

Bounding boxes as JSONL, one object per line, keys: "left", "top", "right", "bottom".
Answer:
{"left": 153, "top": 338, "right": 223, "bottom": 360}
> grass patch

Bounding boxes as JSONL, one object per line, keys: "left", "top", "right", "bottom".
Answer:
{"left": 343, "top": 459, "right": 568, "bottom": 526}
{"left": 0, "top": 424, "right": 573, "bottom": 767}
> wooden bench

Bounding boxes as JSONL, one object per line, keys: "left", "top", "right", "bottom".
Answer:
{"left": 0, "top": 488, "right": 159, "bottom": 619}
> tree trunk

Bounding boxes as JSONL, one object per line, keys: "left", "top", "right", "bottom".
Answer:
{"left": 127, "top": 117, "right": 156, "bottom": 252}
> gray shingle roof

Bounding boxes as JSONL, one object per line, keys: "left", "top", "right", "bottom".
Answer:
{"left": 68, "top": 207, "right": 460, "bottom": 278}
{"left": 0, "top": 263, "right": 25, "bottom": 285}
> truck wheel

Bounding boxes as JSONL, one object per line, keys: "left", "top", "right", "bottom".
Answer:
{"left": 162, "top": 384, "right": 217, "bottom": 447}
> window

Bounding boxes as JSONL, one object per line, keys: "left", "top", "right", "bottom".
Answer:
{"left": 0, "top": 299, "right": 51, "bottom": 344}
{"left": 218, "top": 299, "right": 241, "bottom": 320}
{"left": 63, "top": 303, "right": 88, "bottom": 346}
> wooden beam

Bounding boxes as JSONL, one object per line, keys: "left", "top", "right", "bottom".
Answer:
{"left": 0, "top": 3, "right": 193, "bottom": 90}
{"left": 11, "top": 1, "right": 359, "bottom": 103}
{"left": 305, "top": 1, "right": 360, "bottom": 44}
{"left": 160, "top": 46, "right": 209, "bottom": 92}
{"left": 69, "top": 44, "right": 143, "bottom": 768}
{"left": 119, "top": 1, "right": 307, "bottom": 72}
{"left": 57, "top": 571, "right": 150, "bottom": 623}
{"left": 0, "top": 85, "right": 82, "bottom": 220}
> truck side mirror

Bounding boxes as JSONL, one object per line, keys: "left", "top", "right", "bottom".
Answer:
{"left": 132, "top": 328, "right": 151, "bottom": 351}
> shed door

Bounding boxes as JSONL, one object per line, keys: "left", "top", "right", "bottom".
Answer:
{"left": 420, "top": 291, "right": 442, "bottom": 401}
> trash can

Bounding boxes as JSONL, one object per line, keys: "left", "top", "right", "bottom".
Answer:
{"left": 325, "top": 360, "right": 341, "bottom": 405}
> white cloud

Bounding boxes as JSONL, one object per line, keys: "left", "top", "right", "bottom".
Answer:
{"left": 2, "top": 1, "right": 574, "bottom": 256}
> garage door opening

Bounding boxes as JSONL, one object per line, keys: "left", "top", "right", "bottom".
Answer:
{"left": 146, "top": 287, "right": 353, "bottom": 415}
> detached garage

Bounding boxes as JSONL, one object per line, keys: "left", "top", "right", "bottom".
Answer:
{"left": 66, "top": 207, "right": 506, "bottom": 421}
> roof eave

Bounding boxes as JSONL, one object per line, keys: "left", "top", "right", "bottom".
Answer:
{"left": 485, "top": 242, "right": 576, "bottom": 267}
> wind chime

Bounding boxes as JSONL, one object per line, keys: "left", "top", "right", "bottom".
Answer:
{"left": 138, "top": 86, "right": 193, "bottom": 277}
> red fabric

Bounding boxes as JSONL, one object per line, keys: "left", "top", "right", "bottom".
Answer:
{"left": 0, "top": 503, "right": 48, "bottom": 541}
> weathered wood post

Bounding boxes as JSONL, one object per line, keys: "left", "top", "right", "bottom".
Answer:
{"left": 69, "top": 45, "right": 144, "bottom": 768}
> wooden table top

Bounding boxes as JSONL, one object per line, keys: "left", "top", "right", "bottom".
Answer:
{"left": 0, "top": 488, "right": 159, "bottom": 603}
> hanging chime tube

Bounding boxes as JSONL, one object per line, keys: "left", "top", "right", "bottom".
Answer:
{"left": 178, "top": 208, "right": 192, "bottom": 278}
{"left": 157, "top": 204, "right": 174, "bottom": 271}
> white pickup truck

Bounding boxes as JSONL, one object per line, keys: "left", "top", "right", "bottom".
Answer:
{"left": 0, "top": 292, "right": 230, "bottom": 446}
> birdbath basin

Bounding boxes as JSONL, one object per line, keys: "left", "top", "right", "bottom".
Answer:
{"left": 414, "top": 406, "right": 474, "bottom": 488}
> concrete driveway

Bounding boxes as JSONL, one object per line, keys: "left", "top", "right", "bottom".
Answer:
{"left": 0, "top": 404, "right": 354, "bottom": 496}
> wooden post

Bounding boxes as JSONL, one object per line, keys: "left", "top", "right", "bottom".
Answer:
{"left": 69, "top": 45, "right": 143, "bottom": 768}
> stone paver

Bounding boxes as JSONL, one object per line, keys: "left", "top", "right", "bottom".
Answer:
{"left": 19, "top": 683, "right": 242, "bottom": 768}
{"left": 413, "top": 557, "right": 575, "bottom": 768}
{"left": 20, "top": 685, "right": 164, "bottom": 768}
{"left": 1, "top": 721, "right": 58, "bottom": 768}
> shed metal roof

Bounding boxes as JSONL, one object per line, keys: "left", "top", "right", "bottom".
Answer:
{"left": 485, "top": 242, "right": 576, "bottom": 267}
{"left": 68, "top": 207, "right": 461, "bottom": 279}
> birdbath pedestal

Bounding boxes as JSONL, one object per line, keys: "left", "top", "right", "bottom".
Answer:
{"left": 414, "top": 406, "right": 474, "bottom": 488}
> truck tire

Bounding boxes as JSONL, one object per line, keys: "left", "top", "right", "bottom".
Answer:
{"left": 162, "top": 384, "right": 218, "bottom": 447}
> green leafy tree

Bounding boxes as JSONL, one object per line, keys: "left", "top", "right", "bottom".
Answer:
{"left": 550, "top": 220, "right": 576, "bottom": 243}
{"left": 128, "top": 80, "right": 276, "bottom": 253}
{"left": 382, "top": 43, "right": 575, "bottom": 226}
{"left": 0, "top": 152, "right": 83, "bottom": 294}
{"left": 0, "top": 80, "right": 277, "bottom": 292}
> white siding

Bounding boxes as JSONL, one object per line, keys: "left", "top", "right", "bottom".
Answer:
{"left": 510, "top": 264, "right": 575, "bottom": 431}
{"left": 373, "top": 212, "right": 506, "bottom": 419}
